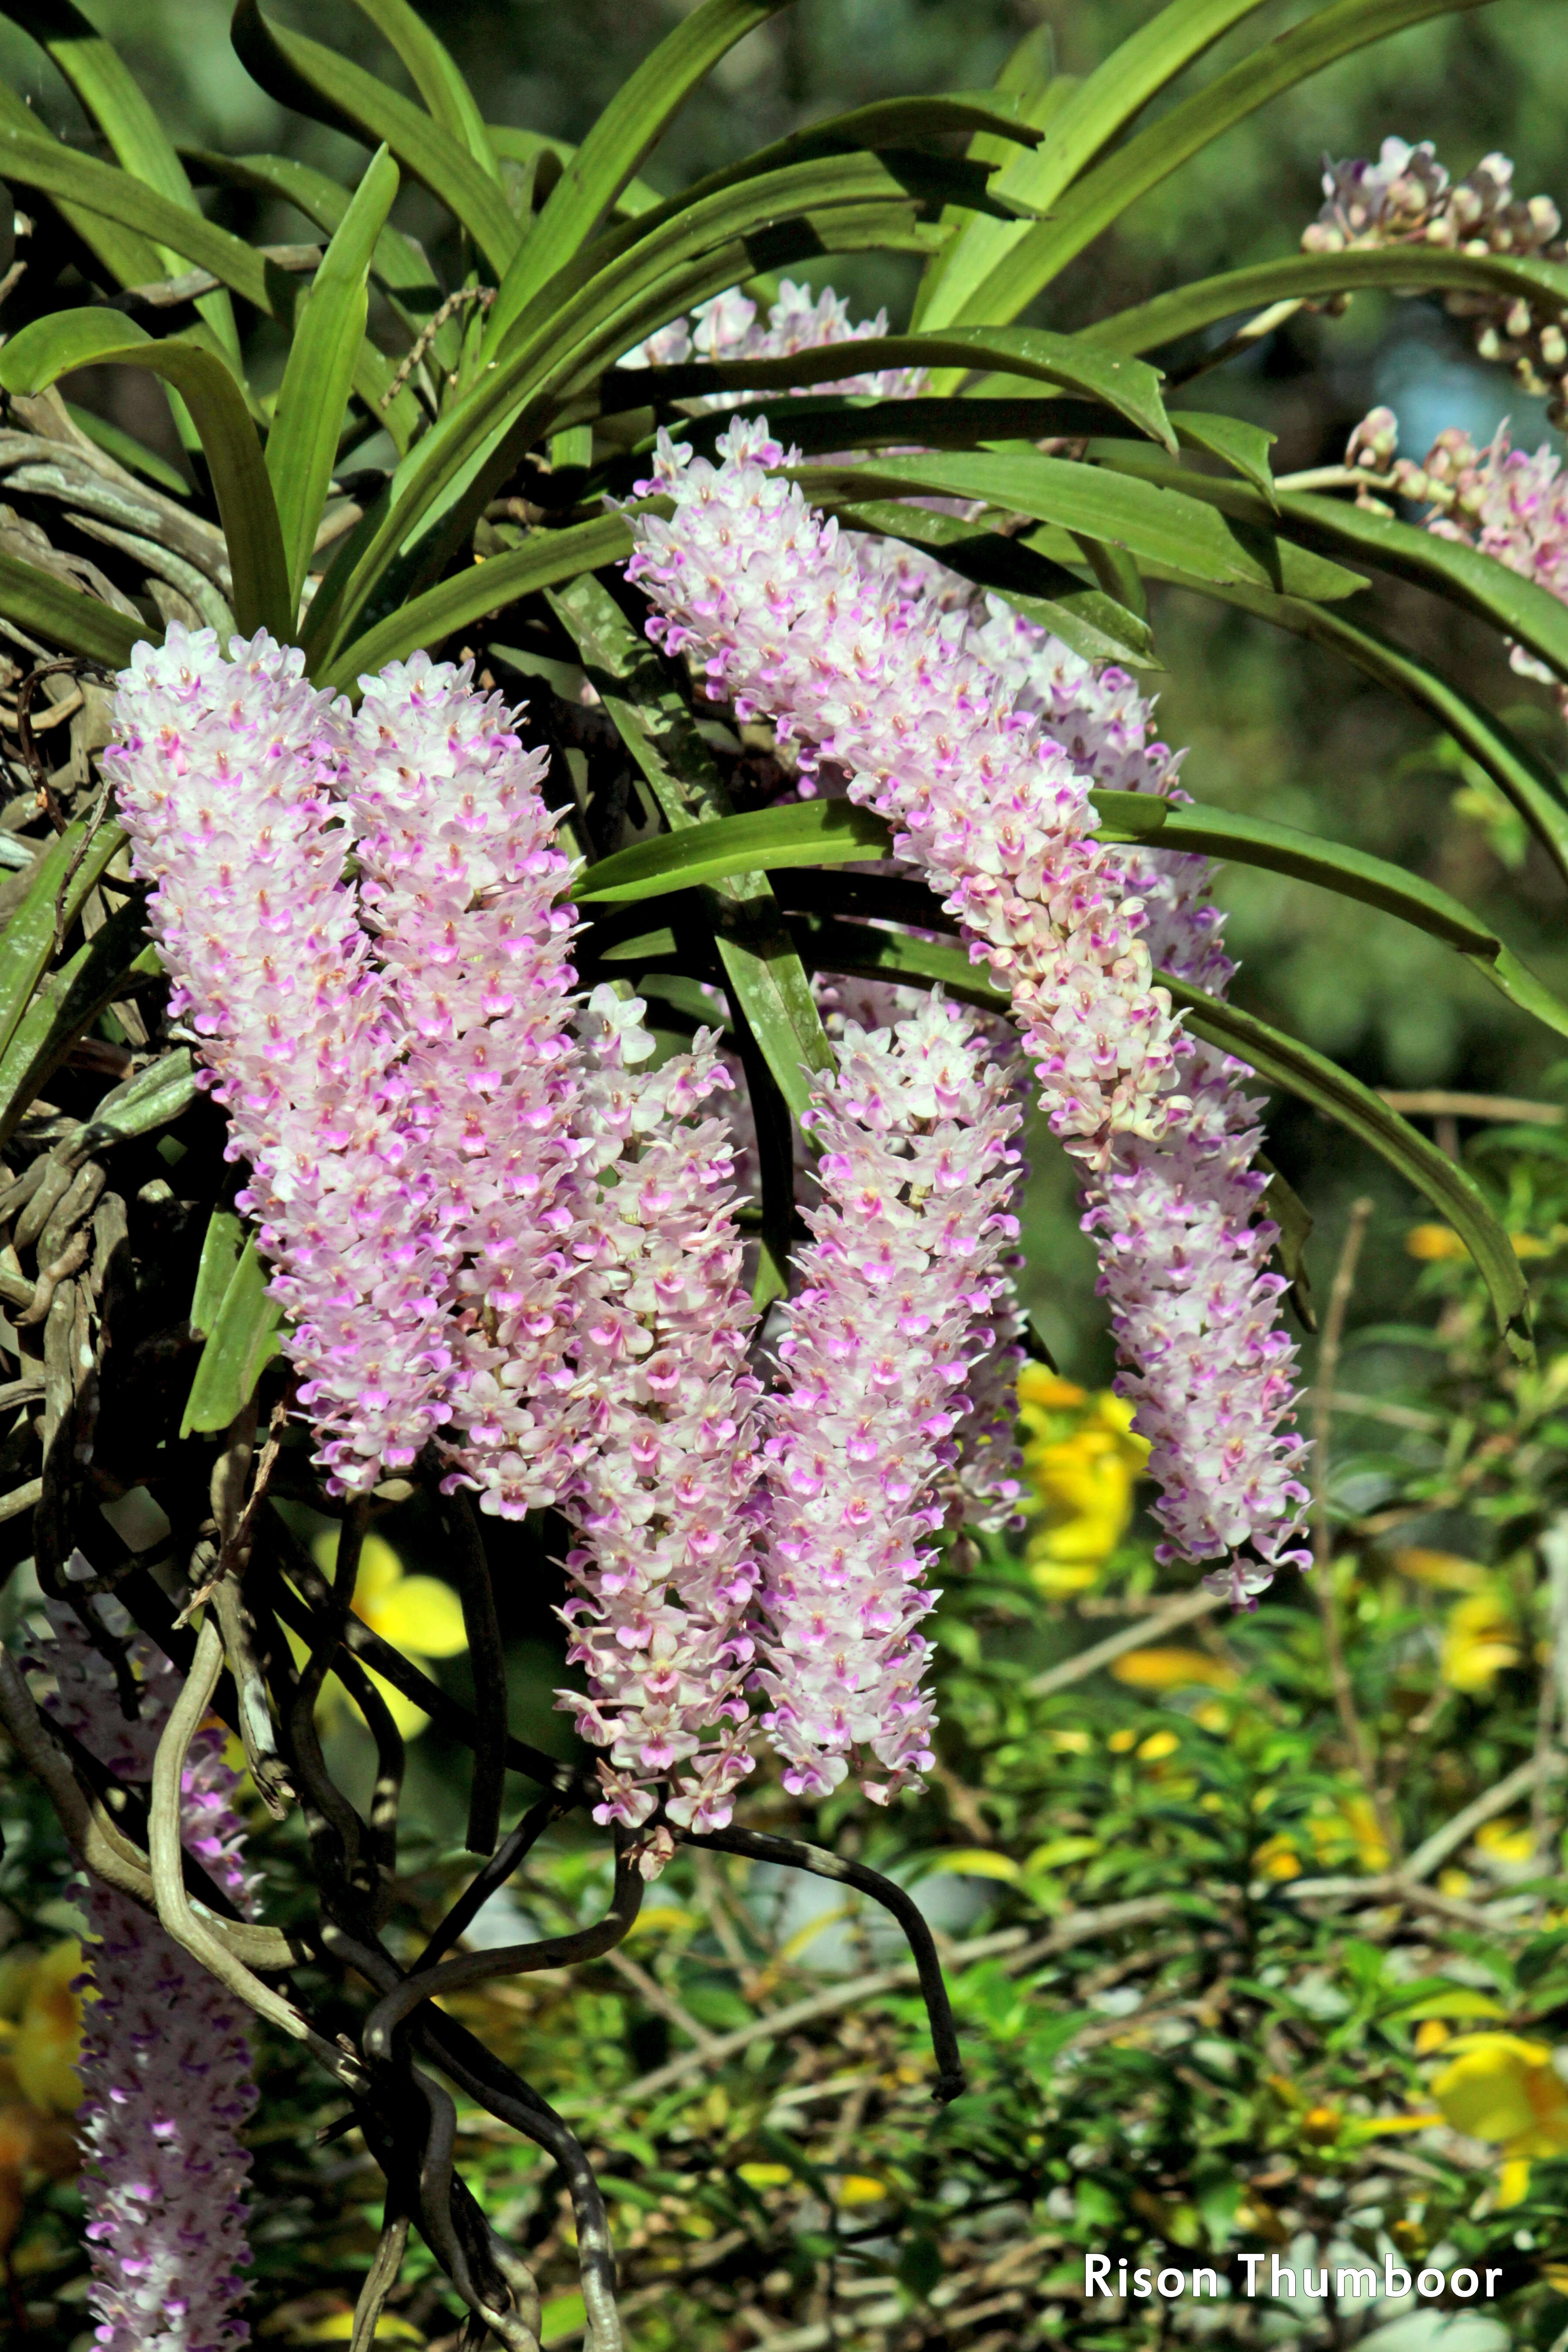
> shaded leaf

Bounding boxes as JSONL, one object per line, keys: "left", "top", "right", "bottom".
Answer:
{"left": 267, "top": 146, "right": 399, "bottom": 616}
{"left": 0, "top": 313, "right": 291, "bottom": 639}
{"left": 180, "top": 1237, "right": 284, "bottom": 1436}
{"left": 0, "top": 546, "right": 147, "bottom": 667}
{"left": 578, "top": 801, "right": 893, "bottom": 902}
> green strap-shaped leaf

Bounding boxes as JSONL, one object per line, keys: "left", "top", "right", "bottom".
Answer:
{"left": 0, "top": 314, "right": 291, "bottom": 641}
{"left": 791, "top": 452, "right": 1365, "bottom": 598}
{"left": 916, "top": 0, "right": 1269, "bottom": 333}
{"left": 578, "top": 802, "right": 893, "bottom": 902}
{"left": 0, "top": 80, "right": 162, "bottom": 293}
{"left": 316, "top": 514, "right": 636, "bottom": 690}
{"left": 0, "top": 0, "right": 242, "bottom": 364}
{"left": 1168, "top": 980, "right": 1533, "bottom": 1362}
{"left": 184, "top": 146, "right": 430, "bottom": 447}
{"left": 553, "top": 92, "right": 1045, "bottom": 288}
{"left": 549, "top": 574, "right": 835, "bottom": 1122}
{"left": 486, "top": 126, "right": 664, "bottom": 218}
{"left": 1137, "top": 568, "right": 1568, "bottom": 888}
{"left": 614, "top": 324, "right": 1174, "bottom": 448}
{"left": 1090, "top": 791, "right": 1568, "bottom": 1041}
{"left": 487, "top": 0, "right": 794, "bottom": 347}
{"left": 1093, "top": 447, "right": 1568, "bottom": 687}
{"left": 0, "top": 908, "right": 157, "bottom": 1148}
{"left": 189, "top": 1208, "right": 246, "bottom": 1342}
{"left": 230, "top": 0, "right": 520, "bottom": 277}
{"left": 335, "top": 0, "right": 497, "bottom": 175}
{"left": 267, "top": 147, "right": 399, "bottom": 618}
{"left": 0, "top": 817, "right": 131, "bottom": 1071}
{"left": 0, "top": 547, "right": 147, "bottom": 668}
{"left": 304, "top": 179, "right": 946, "bottom": 661}
{"left": 946, "top": 0, "right": 1496, "bottom": 330}
{"left": 781, "top": 910, "right": 1533, "bottom": 1358}
{"left": 180, "top": 1237, "right": 284, "bottom": 1436}
{"left": 1083, "top": 243, "right": 1568, "bottom": 358}
{"left": 576, "top": 784, "right": 1568, "bottom": 1044}
{"left": 0, "top": 126, "right": 410, "bottom": 448}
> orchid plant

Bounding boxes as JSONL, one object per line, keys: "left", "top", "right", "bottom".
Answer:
{"left": 1, "top": 0, "right": 1567, "bottom": 2345}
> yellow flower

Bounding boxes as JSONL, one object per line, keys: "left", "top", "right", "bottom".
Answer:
{"left": 1018, "top": 1372, "right": 1149, "bottom": 1595}
{"left": 1414, "top": 2021, "right": 1452, "bottom": 2055}
{"left": 833, "top": 2176, "right": 889, "bottom": 2208}
{"left": 0, "top": 1942, "right": 84, "bottom": 2116}
{"left": 1253, "top": 1833, "right": 1303, "bottom": 1881}
{"left": 1406, "top": 1224, "right": 1545, "bottom": 1261}
{"left": 1407, "top": 1223, "right": 1469, "bottom": 1261}
{"left": 307, "top": 1531, "right": 468, "bottom": 1738}
{"left": 1476, "top": 1818, "right": 1538, "bottom": 1870}
{"left": 1440, "top": 1589, "right": 1521, "bottom": 1693}
{"left": 1110, "top": 1647, "right": 1238, "bottom": 1694}
{"left": 1432, "top": 2034, "right": 1568, "bottom": 2158}
{"left": 1136, "top": 1729, "right": 1180, "bottom": 1762}
{"left": 1394, "top": 1548, "right": 1487, "bottom": 1593}
{"left": 1305, "top": 1794, "right": 1391, "bottom": 1874}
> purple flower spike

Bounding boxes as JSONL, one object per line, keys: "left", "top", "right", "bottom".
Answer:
{"left": 757, "top": 993, "right": 1025, "bottom": 1803}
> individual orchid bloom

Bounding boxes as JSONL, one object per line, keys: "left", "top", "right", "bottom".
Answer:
{"left": 554, "top": 986, "right": 762, "bottom": 1848}
{"left": 757, "top": 992, "right": 1025, "bottom": 1802}
{"left": 40, "top": 1563, "right": 257, "bottom": 2352}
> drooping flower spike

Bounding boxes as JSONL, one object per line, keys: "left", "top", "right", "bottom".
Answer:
{"left": 339, "top": 652, "right": 591, "bottom": 1518}
{"left": 554, "top": 986, "right": 761, "bottom": 1847}
{"left": 757, "top": 992, "right": 1026, "bottom": 1801}
{"left": 41, "top": 1564, "right": 257, "bottom": 2352}
{"left": 628, "top": 416, "right": 1190, "bottom": 1171}
{"left": 628, "top": 427, "right": 1311, "bottom": 1594}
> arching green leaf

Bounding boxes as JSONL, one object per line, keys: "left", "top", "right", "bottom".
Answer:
{"left": 1083, "top": 243, "right": 1568, "bottom": 359}
{"left": 1139, "top": 571, "right": 1568, "bottom": 888}
{"left": 335, "top": 0, "right": 497, "bottom": 174}
{"left": 0, "top": 126, "right": 412, "bottom": 446}
{"left": 0, "top": 314, "right": 291, "bottom": 640}
{"left": 917, "top": 0, "right": 1269, "bottom": 333}
{"left": 791, "top": 452, "right": 1364, "bottom": 598}
{"left": 944, "top": 0, "right": 1495, "bottom": 333}
{"left": 1090, "top": 791, "right": 1568, "bottom": 1041}
{"left": 612, "top": 325, "right": 1173, "bottom": 448}
{"left": 0, "top": 0, "right": 242, "bottom": 363}
{"left": 268, "top": 147, "right": 400, "bottom": 617}
{"left": 487, "top": 0, "right": 795, "bottom": 347}
{"left": 230, "top": 0, "right": 520, "bottom": 276}
{"left": 1095, "top": 447, "right": 1568, "bottom": 688}
{"left": 578, "top": 802, "right": 893, "bottom": 902}
{"left": 316, "top": 514, "right": 636, "bottom": 690}
{"left": 1166, "top": 983, "right": 1534, "bottom": 1363}
{"left": 0, "top": 547, "right": 147, "bottom": 668}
